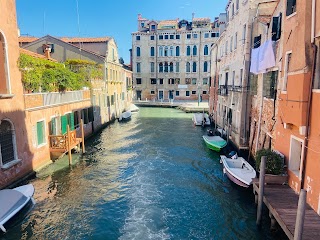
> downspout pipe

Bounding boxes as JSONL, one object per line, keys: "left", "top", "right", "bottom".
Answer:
{"left": 311, "top": 0, "right": 316, "bottom": 44}
{"left": 301, "top": 44, "right": 318, "bottom": 190}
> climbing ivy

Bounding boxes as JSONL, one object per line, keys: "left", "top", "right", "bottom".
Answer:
{"left": 18, "top": 54, "right": 95, "bottom": 93}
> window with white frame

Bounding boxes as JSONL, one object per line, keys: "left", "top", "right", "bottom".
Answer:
{"left": 136, "top": 47, "right": 141, "bottom": 57}
{"left": 150, "top": 62, "right": 155, "bottom": 72}
{"left": 234, "top": 32, "right": 237, "bottom": 49}
{"left": 289, "top": 136, "right": 303, "bottom": 177}
{"left": 286, "top": 0, "right": 297, "bottom": 16}
{"left": 283, "top": 51, "right": 292, "bottom": 91}
{"left": 230, "top": 37, "right": 233, "bottom": 52}
{"left": 0, "top": 119, "right": 17, "bottom": 166}
{"left": 136, "top": 62, "right": 141, "bottom": 73}
{"left": 175, "top": 62, "right": 180, "bottom": 72}
{"left": 242, "top": 24, "right": 246, "bottom": 44}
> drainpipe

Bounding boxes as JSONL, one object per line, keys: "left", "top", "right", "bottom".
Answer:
{"left": 301, "top": 43, "right": 318, "bottom": 190}
{"left": 311, "top": 0, "right": 316, "bottom": 44}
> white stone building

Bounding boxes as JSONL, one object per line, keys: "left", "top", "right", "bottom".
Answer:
{"left": 131, "top": 14, "right": 225, "bottom": 102}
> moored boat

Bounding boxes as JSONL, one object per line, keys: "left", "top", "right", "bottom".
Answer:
{"left": 129, "top": 104, "right": 139, "bottom": 113}
{"left": 193, "top": 113, "right": 210, "bottom": 126}
{"left": 220, "top": 155, "right": 256, "bottom": 188}
{"left": 202, "top": 135, "right": 227, "bottom": 152}
{"left": 0, "top": 184, "right": 35, "bottom": 233}
{"left": 119, "top": 110, "right": 132, "bottom": 121}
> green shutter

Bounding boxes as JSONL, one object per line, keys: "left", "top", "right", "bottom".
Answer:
{"left": 50, "top": 118, "right": 56, "bottom": 135}
{"left": 70, "top": 113, "right": 75, "bottom": 130}
{"left": 37, "top": 121, "right": 44, "bottom": 145}
{"left": 61, "top": 115, "right": 68, "bottom": 135}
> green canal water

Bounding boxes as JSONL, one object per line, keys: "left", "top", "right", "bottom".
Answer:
{"left": 1, "top": 107, "right": 286, "bottom": 240}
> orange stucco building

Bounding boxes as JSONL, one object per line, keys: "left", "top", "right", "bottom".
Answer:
{"left": 274, "top": 0, "right": 320, "bottom": 214}
{"left": 0, "top": 0, "right": 33, "bottom": 188}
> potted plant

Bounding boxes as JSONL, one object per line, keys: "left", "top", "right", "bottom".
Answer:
{"left": 255, "top": 149, "right": 287, "bottom": 184}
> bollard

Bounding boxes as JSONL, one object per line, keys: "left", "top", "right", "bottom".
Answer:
{"left": 294, "top": 189, "right": 307, "bottom": 240}
{"left": 256, "top": 156, "right": 266, "bottom": 226}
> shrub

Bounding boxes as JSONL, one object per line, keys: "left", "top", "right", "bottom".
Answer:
{"left": 255, "top": 149, "right": 284, "bottom": 175}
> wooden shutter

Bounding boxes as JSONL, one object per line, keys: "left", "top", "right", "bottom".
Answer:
{"left": 272, "top": 13, "right": 282, "bottom": 41}
{"left": 37, "top": 121, "right": 44, "bottom": 145}
{"left": 70, "top": 113, "right": 75, "bottom": 130}
{"left": 61, "top": 115, "right": 68, "bottom": 135}
{"left": 253, "top": 35, "right": 261, "bottom": 48}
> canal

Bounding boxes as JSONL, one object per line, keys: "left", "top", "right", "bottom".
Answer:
{"left": 2, "top": 107, "right": 285, "bottom": 240}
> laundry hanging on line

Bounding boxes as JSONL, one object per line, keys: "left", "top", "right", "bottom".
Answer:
{"left": 250, "top": 39, "right": 276, "bottom": 74}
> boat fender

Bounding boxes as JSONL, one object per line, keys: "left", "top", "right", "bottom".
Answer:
{"left": 220, "top": 159, "right": 222, "bottom": 164}
{"left": 223, "top": 168, "right": 226, "bottom": 174}
{"left": 0, "top": 224, "right": 6, "bottom": 233}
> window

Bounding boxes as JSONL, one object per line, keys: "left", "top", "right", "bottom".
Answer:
{"left": 186, "top": 62, "right": 191, "bottom": 72}
{"left": 193, "top": 45, "right": 197, "bottom": 56}
{"left": 88, "top": 107, "right": 94, "bottom": 122}
{"left": 204, "top": 61, "right": 208, "bottom": 72}
{"left": 204, "top": 45, "right": 209, "bottom": 55}
{"left": 150, "top": 35, "right": 155, "bottom": 40}
{"left": 164, "top": 46, "right": 168, "bottom": 56}
{"left": 36, "top": 120, "right": 45, "bottom": 146}
{"left": 74, "top": 111, "right": 80, "bottom": 129}
{"left": 151, "top": 90, "right": 155, "bottom": 94}
{"left": 240, "top": 69, "right": 243, "bottom": 85}
{"left": 272, "top": 13, "right": 282, "bottom": 41}
{"left": 249, "top": 74, "right": 258, "bottom": 95}
{"left": 192, "top": 78, "right": 197, "bottom": 85}
{"left": 236, "top": 0, "right": 239, "bottom": 10}
{"left": 165, "top": 35, "right": 169, "bottom": 39}
{"left": 151, "top": 62, "right": 155, "bottom": 72}
{"left": 175, "top": 62, "right": 180, "bottom": 72}
{"left": 232, "top": 71, "right": 235, "bottom": 87}
{"left": 204, "top": 33, "right": 209, "bottom": 38}
{"left": 159, "top": 46, "right": 163, "bottom": 56}
{"left": 225, "top": 41, "right": 228, "bottom": 54}
{"left": 234, "top": 32, "right": 237, "bottom": 49}
{"left": 176, "top": 35, "right": 180, "bottom": 39}
{"left": 193, "top": 33, "right": 198, "bottom": 39}
{"left": 150, "top": 47, "right": 155, "bottom": 56}
{"left": 150, "top": 78, "right": 157, "bottom": 84}
{"left": 81, "top": 109, "right": 89, "bottom": 124}
{"left": 232, "top": 3, "right": 234, "bottom": 16}
{"left": 253, "top": 35, "right": 261, "bottom": 48}
{"left": 164, "top": 62, "right": 169, "bottom": 72}
{"left": 170, "top": 35, "right": 174, "bottom": 39}
{"left": 136, "top": 35, "right": 140, "bottom": 40}
{"left": 0, "top": 32, "right": 10, "bottom": 94}
{"left": 170, "top": 46, "right": 174, "bottom": 56}
{"left": 136, "top": 78, "right": 142, "bottom": 84}
{"left": 186, "top": 91, "right": 190, "bottom": 96}
{"left": 168, "top": 78, "right": 174, "bottom": 84}
{"left": 242, "top": 24, "right": 246, "bottom": 44}
{"left": 192, "top": 62, "right": 197, "bottom": 72}
{"left": 230, "top": 37, "right": 233, "bottom": 52}
{"left": 187, "top": 34, "right": 191, "bottom": 39}
{"left": 289, "top": 136, "right": 303, "bottom": 177}
{"left": 286, "top": 0, "right": 297, "bottom": 16}
{"left": 185, "top": 78, "right": 191, "bottom": 84}
{"left": 175, "top": 78, "right": 180, "bottom": 84}
{"left": 263, "top": 71, "right": 278, "bottom": 99}
{"left": 159, "top": 63, "right": 163, "bottom": 72}
{"left": 136, "top": 47, "right": 141, "bottom": 57}
{"left": 151, "top": 25, "right": 156, "bottom": 31}
{"left": 49, "top": 116, "right": 59, "bottom": 135}
{"left": 283, "top": 52, "right": 292, "bottom": 91}
{"left": 176, "top": 91, "right": 180, "bottom": 96}
{"left": 0, "top": 120, "right": 17, "bottom": 165}
{"left": 141, "top": 22, "right": 145, "bottom": 27}
{"left": 159, "top": 78, "right": 163, "bottom": 84}
{"left": 187, "top": 46, "right": 191, "bottom": 56}
{"left": 192, "top": 91, "right": 196, "bottom": 95}
{"left": 169, "top": 62, "right": 174, "bottom": 72}
{"left": 159, "top": 35, "right": 163, "bottom": 40}
{"left": 203, "top": 91, "right": 207, "bottom": 94}
{"left": 176, "top": 46, "right": 180, "bottom": 56}
{"left": 203, "top": 78, "right": 208, "bottom": 85}
{"left": 136, "top": 62, "right": 141, "bottom": 72}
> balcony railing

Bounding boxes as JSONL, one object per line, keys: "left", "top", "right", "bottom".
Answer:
{"left": 218, "top": 85, "right": 244, "bottom": 96}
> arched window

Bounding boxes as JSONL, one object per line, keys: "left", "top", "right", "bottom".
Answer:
{"left": 193, "top": 45, "right": 197, "bottom": 56}
{"left": 159, "top": 46, "right": 163, "bottom": 56}
{"left": 136, "top": 47, "right": 140, "bottom": 57}
{"left": 150, "top": 47, "right": 155, "bottom": 56}
{"left": 169, "top": 62, "right": 174, "bottom": 72}
{"left": 175, "top": 62, "right": 180, "bottom": 72}
{"left": 187, "top": 46, "right": 191, "bottom": 56}
{"left": 164, "top": 46, "right": 168, "bottom": 56}
{"left": 164, "top": 62, "right": 169, "bottom": 72}
{"left": 159, "top": 62, "right": 163, "bottom": 72}
{"left": 176, "top": 46, "right": 180, "bottom": 56}
{"left": 204, "top": 61, "right": 208, "bottom": 72}
{"left": 170, "top": 46, "right": 174, "bottom": 56}
{"left": 0, "top": 32, "right": 10, "bottom": 94}
{"left": 192, "top": 62, "right": 197, "bottom": 72}
{"left": 204, "top": 45, "right": 209, "bottom": 55}
{"left": 186, "top": 62, "right": 191, "bottom": 72}
{"left": 0, "top": 119, "right": 17, "bottom": 165}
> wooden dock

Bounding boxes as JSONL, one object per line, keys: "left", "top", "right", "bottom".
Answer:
{"left": 253, "top": 182, "right": 320, "bottom": 240}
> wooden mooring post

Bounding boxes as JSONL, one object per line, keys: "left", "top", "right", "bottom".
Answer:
{"left": 67, "top": 125, "right": 72, "bottom": 166}
{"left": 256, "top": 156, "right": 266, "bottom": 226}
{"left": 294, "top": 189, "right": 307, "bottom": 240}
{"left": 81, "top": 119, "right": 86, "bottom": 154}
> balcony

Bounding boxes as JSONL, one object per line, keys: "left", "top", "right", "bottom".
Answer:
{"left": 218, "top": 85, "right": 243, "bottom": 96}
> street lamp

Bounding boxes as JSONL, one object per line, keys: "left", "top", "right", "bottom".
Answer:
{"left": 197, "top": 82, "right": 201, "bottom": 106}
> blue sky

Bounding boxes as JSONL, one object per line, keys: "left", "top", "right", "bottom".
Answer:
{"left": 16, "top": 0, "right": 226, "bottom": 63}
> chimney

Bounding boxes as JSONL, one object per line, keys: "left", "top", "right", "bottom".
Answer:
{"left": 43, "top": 44, "right": 51, "bottom": 59}
{"left": 138, "top": 14, "right": 142, "bottom": 20}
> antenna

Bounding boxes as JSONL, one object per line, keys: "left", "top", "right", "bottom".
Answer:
{"left": 43, "top": 11, "right": 46, "bottom": 35}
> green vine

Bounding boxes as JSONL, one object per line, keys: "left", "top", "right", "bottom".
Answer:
{"left": 18, "top": 54, "right": 96, "bottom": 93}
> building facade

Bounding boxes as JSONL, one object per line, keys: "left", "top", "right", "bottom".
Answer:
{"left": 132, "top": 14, "right": 224, "bottom": 102}
{"left": 0, "top": 0, "right": 33, "bottom": 188}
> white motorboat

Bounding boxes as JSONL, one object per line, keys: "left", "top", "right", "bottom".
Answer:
{"left": 220, "top": 155, "right": 256, "bottom": 188}
{"left": 129, "top": 104, "right": 139, "bottom": 113}
{"left": 119, "top": 110, "right": 132, "bottom": 121}
{"left": 0, "top": 184, "right": 35, "bottom": 233}
{"left": 192, "top": 113, "right": 210, "bottom": 126}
